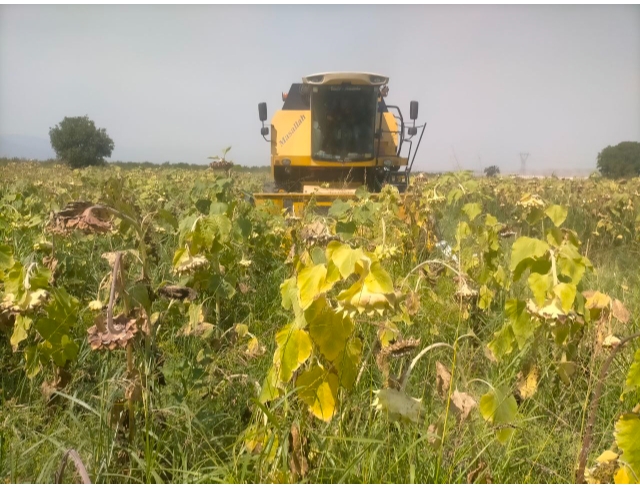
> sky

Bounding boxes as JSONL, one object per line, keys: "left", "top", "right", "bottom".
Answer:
{"left": 0, "top": 5, "right": 639, "bottom": 174}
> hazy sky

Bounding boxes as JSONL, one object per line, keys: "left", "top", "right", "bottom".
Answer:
{"left": 1, "top": 5, "right": 639, "bottom": 173}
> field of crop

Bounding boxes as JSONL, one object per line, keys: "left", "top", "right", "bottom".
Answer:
{"left": 1, "top": 161, "right": 639, "bottom": 483}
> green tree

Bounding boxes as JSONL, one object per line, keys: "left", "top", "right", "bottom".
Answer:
{"left": 484, "top": 165, "right": 500, "bottom": 177}
{"left": 596, "top": 141, "right": 640, "bottom": 179}
{"left": 49, "top": 116, "right": 114, "bottom": 168}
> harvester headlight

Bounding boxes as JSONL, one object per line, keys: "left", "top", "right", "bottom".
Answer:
{"left": 383, "top": 159, "right": 393, "bottom": 168}
{"left": 282, "top": 158, "right": 291, "bottom": 166}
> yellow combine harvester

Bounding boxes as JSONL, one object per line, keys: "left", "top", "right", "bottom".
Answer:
{"left": 254, "top": 72, "right": 425, "bottom": 214}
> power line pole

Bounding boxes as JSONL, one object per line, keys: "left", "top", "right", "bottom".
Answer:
{"left": 451, "top": 146, "right": 462, "bottom": 171}
{"left": 519, "top": 152, "right": 529, "bottom": 176}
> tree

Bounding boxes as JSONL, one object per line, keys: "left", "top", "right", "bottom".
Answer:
{"left": 596, "top": 141, "right": 640, "bottom": 179}
{"left": 49, "top": 116, "right": 114, "bottom": 168}
{"left": 484, "top": 165, "right": 500, "bottom": 177}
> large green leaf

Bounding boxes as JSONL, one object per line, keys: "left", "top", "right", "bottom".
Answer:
{"left": 553, "top": 283, "right": 576, "bottom": 313}
{"left": 0, "top": 244, "right": 15, "bottom": 272}
{"left": 557, "top": 244, "right": 591, "bottom": 284}
{"left": 364, "top": 260, "right": 394, "bottom": 294}
{"left": 505, "top": 299, "right": 534, "bottom": 349}
{"left": 510, "top": 237, "right": 550, "bottom": 280}
{"left": 274, "top": 325, "right": 312, "bottom": 383}
{"left": 259, "top": 366, "right": 281, "bottom": 403}
{"left": 487, "top": 324, "right": 515, "bottom": 362}
{"left": 308, "top": 302, "right": 354, "bottom": 362}
{"left": 479, "top": 386, "right": 518, "bottom": 444}
{"left": 297, "top": 263, "right": 339, "bottom": 310}
{"left": 625, "top": 348, "right": 640, "bottom": 395}
{"left": 527, "top": 272, "right": 552, "bottom": 307}
{"left": 24, "top": 345, "right": 41, "bottom": 379}
{"left": 4, "top": 262, "right": 26, "bottom": 297}
{"left": 296, "top": 366, "right": 339, "bottom": 422}
{"left": 462, "top": 202, "right": 482, "bottom": 222}
{"left": 328, "top": 199, "right": 351, "bottom": 219}
{"left": 545, "top": 205, "right": 568, "bottom": 227}
{"left": 10, "top": 315, "right": 32, "bottom": 352}
{"left": 332, "top": 337, "right": 362, "bottom": 390}
{"left": 614, "top": 413, "right": 640, "bottom": 482}
{"left": 326, "top": 242, "right": 364, "bottom": 279}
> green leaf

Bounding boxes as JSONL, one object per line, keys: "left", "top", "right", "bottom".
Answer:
{"left": 624, "top": 348, "right": 640, "bottom": 395}
{"left": 281, "top": 276, "right": 305, "bottom": 327}
{"left": 332, "top": 337, "right": 362, "bottom": 390}
{"left": 355, "top": 186, "right": 370, "bottom": 200}
{"left": 614, "top": 413, "right": 640, "bottom": 481}
{"left": 485, "top": 214, "right": 498, "bottom": 227}
{"left": 546, "top": 227, "right": 564, "bottom": 247}
{"left": 462, "top": 203, "right": 482, "bottom": 221}
{"left": 259, "top": 366, "right": 281, "bottom": 403}
{"left": 557, "top": 244, "right": 591, "bottom": 284}
{"left": 209, "top": 201, "right": 228, "bottom": 216}
{"left": 326, "top": 242, "right": 364, "bottom": 279}
{"left": 281, "top": 276, "right": 299, "bottom": 311}
{"left": 274, "top": 326, "right": 312, "bottom": 383}
{"left": 456, "top": 221, "right": 472, "bottom": 243}
{"left": 297, "top": 264, "right": 338, "bottom": 310}
{"left": 479, "top": 386, "right": 518, "bottom": 444}
{"left": 510, "top": 237, "right": 550, "bottom": 280}
{"left": 528, "top": 272, "right": 552, "bottom": 307}
{"left": 308, "top": 302, "right": 354, "bottom": 362}
{"left": 195, "top": 198, "right": 211, "bottom": 215}
{"left": 336, "top": 256, "right": 395, "bottom": 314}
{"left": 364, "top": 260, "right": 394, "bottom": 294}
{"left": 494, "top": 265, "right": 507, "bottom": 289}
{"left": 525, "top": 207, "right": 545, "bottom": 226}
{"left": 10, "top": 315, "right": 32, "bottom": 352}
{"left": 156, "top": 208, "right": 178, "bottom": 229}
{"left": 487, "top": 324, "right": 515, "bottom": 362}
{"left": 335, "top": 221, "right": 356, "bottom": 238}
{"left": 557, "top": 360, "right": 577, "bottom": 385}
{"left": 506, "top": 299, "right": 534, "bottom": 349}
{"left": 478, "top": 285, "right": 494, "bottom": 310}
{"left": 296, "top": 366, "right": 339, "bottom": 422}
{"left": 24, "top": 345, "right": 41, "bottom": 379}
{"left": 4, "top": 261, "right": 26, "bottom": 297}
{"left": 127, "top": 282, "right": 152, "bottom": 314}
{"left": 310, "top": 246, "right": 326, "bottom": 265}
{"left": 553, "top": 283, "right": 576, "bottom": 313}
{"left": 29, "top": 267, "right": 51, "bottom": 290}
{"left": 328, "top": 199, "right": 351, "bottom": 219}
{"left": 0, "top": 243, "right": 14, "bottom": 271}
{"left": 545, "top": 205, "right": 568, "bottom": 227}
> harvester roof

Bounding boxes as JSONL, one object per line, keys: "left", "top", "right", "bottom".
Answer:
{"left": 302, "top": 72, "right": 389, "bottom": 86}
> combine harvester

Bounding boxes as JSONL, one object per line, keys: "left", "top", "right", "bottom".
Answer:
{"left": 254, "top": 72, "right": 426, "bottom": 214}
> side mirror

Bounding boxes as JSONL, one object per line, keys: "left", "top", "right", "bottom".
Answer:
{"left": 261, "top": 127, "right": 269, "bottom": 136}
{"left": 258, "top": 102, "right": 268, "bottom": 122}
{"left": 410, "top": 101, "right": 419, "bottom": 120}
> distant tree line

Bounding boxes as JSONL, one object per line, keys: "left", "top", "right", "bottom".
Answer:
{"left": 5, "top": 115, "right": 264, "bottom": 171}
{"left": 596, "top": 141, "right": 640, "bottom": 178}
{"left": 37, "top": 115, "right": 640, "bottom": 180}
{"left": 484, "top": 165, "right": 500, "bottom": 177}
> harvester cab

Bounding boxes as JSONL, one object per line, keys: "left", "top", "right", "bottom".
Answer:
{"left": 254, "top": 72, "right": 425, "bottom": 214}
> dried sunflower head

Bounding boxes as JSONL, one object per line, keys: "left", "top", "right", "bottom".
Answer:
{"left": 87, "top": 312, "right": 140, "bottom": 351}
